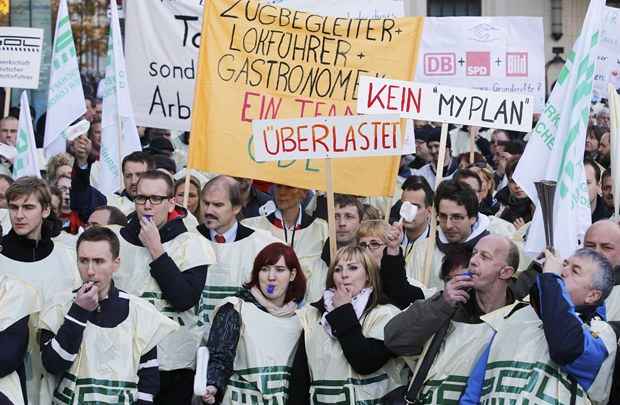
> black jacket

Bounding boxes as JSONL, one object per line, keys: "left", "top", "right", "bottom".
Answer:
{"left": 120, "top": 215, "right": 208, "bottom": 312}
{"left": 289, "top": 295, "right": 395, "bottom": 405}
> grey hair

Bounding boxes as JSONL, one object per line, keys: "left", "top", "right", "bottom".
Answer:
{"left": 505, "top": 238, "right": 520, "bottom": 271}
{"left": 202, "top": 175, "right": 242, "bottom": 208}
{"left": 574, "top": 248, "right": 614, "bottom": 303}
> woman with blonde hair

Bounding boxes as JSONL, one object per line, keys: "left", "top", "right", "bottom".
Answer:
{"left": 290, "top": 246, "right": 410, "bottom": 404}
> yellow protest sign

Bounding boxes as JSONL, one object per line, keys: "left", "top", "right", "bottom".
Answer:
{"left": 0, "top": 0, "right": 8, "bottom": 16}
{"left": 188, "top": 0, "right": 424, "bottom": 196}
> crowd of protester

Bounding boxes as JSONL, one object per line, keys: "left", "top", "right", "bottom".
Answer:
{"left": 0, "top": 87, "right": 619, "bottom": 405}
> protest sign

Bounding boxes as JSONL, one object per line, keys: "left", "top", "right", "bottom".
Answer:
{"left": 252, "top": 114, "right": 402, "bottom": 162}
{"left": 610, "top": 84, "right": 620, "bottom": 217}
{"left": 188, "top": 0, "right": 424, "bottom": 196}
{"left": 414, "top": 17, "right": 545, "bottom": 112}
{"left": 44, "top": 0, "right": 86, "bottom": 157}
{"left": 357, "top": 76, "right": 534, "bottom": 132}
{"left": 0, "top": 27, "right": 44, "bottom": 89}
{"left": 125, "top": 0, "right": 404, "bottom": 132}
{"left": 125, "top": 0, "right": 202, "bottom": 131}
{"left": 593, "top": 6, "right": 620, "bottom": 99}
{"left": 514, "top": 0, "right": 603, "bottom": 259}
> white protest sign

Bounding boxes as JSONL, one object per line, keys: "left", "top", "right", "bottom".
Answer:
{"left": 252, "top": 114, "right": 402, "bottom": 162}
{"left": 125, "top": 0, "right": 201, "bottom": 132}
{"left": 414, "top": 17, "right": 545, "bottom": 112}
{"left": 357, "top": 76, "right": 534, "bottom": 132}
{"left": 593, "top": 6, "right": 620, "bottom": 98}
{"left": 63, "top": 119, "right": 90, "bottom": 142}
{"left": 125, "top": 0, "right": 403, "bottom": 131}
{"left": 0, "top": 27, "right": 44, "bottom": 89}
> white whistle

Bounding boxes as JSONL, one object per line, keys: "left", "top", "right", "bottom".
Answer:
{"left": 194, "top": 346, "right": 209, "bottom": 396}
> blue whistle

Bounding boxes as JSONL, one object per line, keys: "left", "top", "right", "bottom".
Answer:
{"left": 266, "top": 285, "right": 275, "bottom": 294}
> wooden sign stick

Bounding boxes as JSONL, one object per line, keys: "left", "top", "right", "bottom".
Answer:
{"left": 422, "top": 122, "right": 449, "bottom": 287}
{"left": 326, "top": 158, "right": 338, "bottom": 263}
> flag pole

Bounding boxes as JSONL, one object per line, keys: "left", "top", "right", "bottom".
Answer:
{"left": 422, "top": 122, "right": 448, "bottom": 287}
{"left": 3, "top": 87, "right": 10, "bottom": 118}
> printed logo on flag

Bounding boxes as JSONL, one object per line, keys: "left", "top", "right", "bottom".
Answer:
{"left": 423, "top": 53, "right": 456, "bottom": 76}
{"left": 506, "top": 52, "right": 528, "bottom": 77}
{"left": 466, "top": 51, "right": 490, "bottom": 76}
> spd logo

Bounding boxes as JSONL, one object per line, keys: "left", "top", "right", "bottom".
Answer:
{"left": 466, "top": 52, "right": 490, "bottom": 76}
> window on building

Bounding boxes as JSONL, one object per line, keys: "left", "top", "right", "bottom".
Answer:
{"left": 428, "top": 0, "right": 482, "bottom": 16}
{"left": 607, "top": 0, "right": 620, "bottom": 9}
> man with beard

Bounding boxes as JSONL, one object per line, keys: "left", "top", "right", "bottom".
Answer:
{"left": 406, "top": 180, "right": 490, "bottom": 289}
{"left": 195, "top": 176, "right": 279, "bottom": 337}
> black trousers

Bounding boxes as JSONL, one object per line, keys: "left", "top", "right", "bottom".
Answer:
{"left": 155, "top": 369, "right": 195, "bottom": 405}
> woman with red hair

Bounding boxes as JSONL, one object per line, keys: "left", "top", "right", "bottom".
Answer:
{"left": 200, "top": 242, "right": 306, "bottom": 404}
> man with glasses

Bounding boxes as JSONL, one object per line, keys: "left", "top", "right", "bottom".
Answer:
{"left": 406, "top": 180, "right": 490, "bottom": 289}
{"left": 195, "top": 175, "right": 278, "bottom": 339}
{"left": 111, "top": 170, "right": 216, "bottom": 404}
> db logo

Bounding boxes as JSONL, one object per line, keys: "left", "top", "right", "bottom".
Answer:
{"left": 423, "top": 53, "right": 456, "bottom": 76}
{"left": 466, "top": 52, "right": 490, "bottom": 76}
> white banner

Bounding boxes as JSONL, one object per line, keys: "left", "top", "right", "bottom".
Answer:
{"left": 593, "top": 6, "right": 620, "bottom": 99}
{"left": 357, "top": 76, "right": 534, "bottom": 132}
{"left": 253, "top": 114, "right": 402, "bottom": 161}
{"left": 44, "top": 0, "right": 86, "bottom": 157}
{"left": 13, "top": 91, "right": 41, "bottom": 178}
{"left": 514, "top": 0, "right": 603, "bottom": 259}
{"left": 0, "top": 27, "right": 44, "bottom": 89}
{"left": 124, "top": 0, "right": 404, "bottom": 131}
{"left": 100, "top": 2, "right": 142, "bottom": 195}
{"left": 414, "top": 17, "right": 545, "bottom": 112}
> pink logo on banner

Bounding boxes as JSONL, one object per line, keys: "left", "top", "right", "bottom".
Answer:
{"left": 506, "top": 52, "right": 528, "bottom": 77}
{"left": 423, "top": 53, "right": 456, "bottom": 76}
{"left": 466, "top": 52, "right": 490, "bottom": 76}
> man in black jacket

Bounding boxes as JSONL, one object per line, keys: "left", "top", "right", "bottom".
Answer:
{"left": 110, "top": 170, "right": 216, "bottom": 404}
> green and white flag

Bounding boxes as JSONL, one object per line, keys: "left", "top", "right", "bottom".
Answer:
{"left": 100, "top": 0, "right": 142, "bottom": 195}
{"left": 513, "top": 0, "right": 603, "bottom": 258}
{"left": 13, "top": 92, "right": 41, "bottom": 179}
{"left": 43, "top": 0, "right": 86, "bottom": 157}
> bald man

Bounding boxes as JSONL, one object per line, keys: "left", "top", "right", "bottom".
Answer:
{"left": 385, "top": 234, "right": 519, "bottom": 402}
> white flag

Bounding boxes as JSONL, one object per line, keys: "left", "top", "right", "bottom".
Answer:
{"left": 13, "top": 92, "right": 41, "bottom": 179}
{"left": 513, "top": 0, "right": 603, "bottom": 258}
{"left": 44, "top": 0, "right": 86, "bottom": 157}
{"left": 609, "top": 84, "right": 620, "bottom": 217}
{"left": 99, "top": 0, "right": 142, "bottom": 195}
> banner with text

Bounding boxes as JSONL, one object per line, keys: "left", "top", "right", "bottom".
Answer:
{"left": 593, "top": 6, "right": 620, "bottom": 99}
{"left": 125, "top": 0, "right": 405, "bottom": 132}
{"left": 0, "top": 27, "right": 44, "bottom": 89}
{"left": 188, "top": 0, "right": 424, "bottom": 196}
{"left": 357, "top": 76, "right": 534, "bottom": 132}
{"left": 253, "top": 114, "right": 402, "bottom": 161}
{"left": 414, "top": 17, "right": 545, "bottom": 112}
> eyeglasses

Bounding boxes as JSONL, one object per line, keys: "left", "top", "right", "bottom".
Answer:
{"left": 134, "top": 194, "right": 171, "bottom": 205}
{"left": 359, "top": 241, "right": 385, "bottom": 250}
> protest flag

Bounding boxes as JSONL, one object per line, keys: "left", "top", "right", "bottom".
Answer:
{"left": 13, "top": 91, "right": 41, "bottom": 179}
{"left": 513, "top": 0, "right": 604, "bottom": 258}
{"left": 43, "top": 0, "right": 86, "bottom": 157}
{"left": 99, "top": 0, "right": 141, "bottom": 195}
{"left": 610, "top": 84, "right": 620, "bottom": 217}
